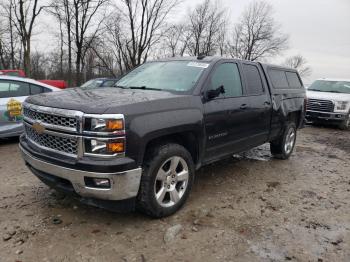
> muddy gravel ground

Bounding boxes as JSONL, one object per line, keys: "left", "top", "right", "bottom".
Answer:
{"left": 0, "top": 126, "right": 349, "bottom": 262}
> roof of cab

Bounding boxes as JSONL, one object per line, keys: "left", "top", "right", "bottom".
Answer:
{"left": 259, "top": 63, "right": 299, "bottom": 73}
{"left": 0, "top": 75, "right": 60, "bottom": 91}
{"left": 156, "top": 56, "right": 222, "bottom": 63}
{"left": 150, "top": 56, "right": 297, "bottom": 71}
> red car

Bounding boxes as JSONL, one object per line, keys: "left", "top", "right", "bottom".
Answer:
{"left": 37, "top": 80, "right": 68, "bottom": 89}
{"left": 0, "top": 70, "right": 26, "bottom": 77}
{"left": 0, "top": 70, "right": 67, "bottom": 89}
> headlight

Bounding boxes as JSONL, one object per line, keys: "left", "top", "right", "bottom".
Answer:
{"left": 82, "top": 114, "right": 125, "bottom": 157}
{"left": 91, "top": 118, "right": 124, "bottom": 131}
{"left": 84, "top": 115, "right": 124, "bottom": 133}
{"left": 334, "top": 101, "right": 348, "bottom": 111}
{"left": 84, "top": 138, "right": 125, "bottom": 156}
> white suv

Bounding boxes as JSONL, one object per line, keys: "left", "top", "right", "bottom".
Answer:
{"left": 306, "top": 78, "right": 350, "bottom": 129}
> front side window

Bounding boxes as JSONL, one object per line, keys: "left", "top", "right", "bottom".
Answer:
{"left": 210, "top": 63, "right": 243, "bottom": 98}
{"left": 308, "top": 80, "right": 350, "bottom": 94}
{"left": 243, "top": 64, "right": 264, "bottom": 95}
{"left": 117, "top": 61, "right": 208, "bottom": 92}
{"left": 0, "top": 80, "right": 30, "bottom": 98}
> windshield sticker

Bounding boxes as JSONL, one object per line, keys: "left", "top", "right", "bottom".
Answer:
{"left": 4, "top": 98, "right": 23, "bottom": 122}
{"left": 187, "top": 62, "right": 209, "bottom": 69}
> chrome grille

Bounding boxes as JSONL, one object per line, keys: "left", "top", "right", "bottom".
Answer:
{"left": 25, "top": 125, "right": 78, "bottom": 156}
{"left": 23, "top": 107, "right": 77, "bottom": 129}
{"left": 306, "top": 99, "right": 334, "bottom": 113}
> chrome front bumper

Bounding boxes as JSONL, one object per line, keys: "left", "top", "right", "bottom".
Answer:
{"left": 306, "top": 110, "right": 347, "bottom": 121}
{"left": 20, "top": 145, "right": 142, "bottom": 201}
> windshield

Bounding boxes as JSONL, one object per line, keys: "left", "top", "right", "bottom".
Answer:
{"left": 308, "top": 80, "right": 350, "bottom": 94}
{"left": 81, "top": 79, "right": 104, "bottom": 89}
{"left": 116, "top": 61, "right": 209, "bottom": 92}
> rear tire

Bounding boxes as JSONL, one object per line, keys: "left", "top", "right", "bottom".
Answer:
{"left": 136, "top": 143, "right": 195, "bottom": 218}
{"left": 339, "top": 113, "right": 350, "bottom": 130}
{"left": 270, "top": 122, "right": 297, "bottom": 160}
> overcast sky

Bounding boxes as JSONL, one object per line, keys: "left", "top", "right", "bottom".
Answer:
{"left": 182, "top": 0, "right": 350, "bottom": 84}
{"left": 33, "top": 0, "right": 350, "bottom": 84}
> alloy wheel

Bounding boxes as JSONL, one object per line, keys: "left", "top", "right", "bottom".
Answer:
{"left": 154, "top": 156, "right": 189, "bottom": 208}
{"left": 284, "top": 127, "right": 296, "bottom": 154}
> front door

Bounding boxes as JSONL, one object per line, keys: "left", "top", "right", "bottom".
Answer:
{"left": 203, "top": 61, "right": 247, "bottom": 162}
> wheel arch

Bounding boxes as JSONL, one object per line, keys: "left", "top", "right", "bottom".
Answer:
{"left": 142, "top": 131, "right": 202, "bottom": 167}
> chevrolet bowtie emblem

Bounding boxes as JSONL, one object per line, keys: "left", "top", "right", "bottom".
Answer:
{"left": 32, "top": 122, "right": 45, "bottom": 134}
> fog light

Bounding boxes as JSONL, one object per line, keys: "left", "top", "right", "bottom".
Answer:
{"left": 106, "top": 142, "right": 124, "bottom": 153}
{"left": 84, "top": 177, "right": 111, "bottom": 189}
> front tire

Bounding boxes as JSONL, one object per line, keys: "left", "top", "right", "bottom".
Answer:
{"left": 270, "top": 122, "right": 297, "bottom": 160}
{"left": 137, "top": 143, "right": 195, "bottom": 218}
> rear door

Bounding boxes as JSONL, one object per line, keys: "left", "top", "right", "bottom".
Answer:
{"left": 239, "top": 62, "right": 272, "bottom": 147}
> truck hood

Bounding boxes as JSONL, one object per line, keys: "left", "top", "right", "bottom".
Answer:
{"left": 306, "top": 90, "right": 350, "bottom": 102}
{"left": 25, "top": 87, "right": 196, "bottom": 114}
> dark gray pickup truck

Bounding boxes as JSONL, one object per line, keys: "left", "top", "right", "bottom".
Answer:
{"left": 20, "top": 56, "right": 306, "bottom": 217}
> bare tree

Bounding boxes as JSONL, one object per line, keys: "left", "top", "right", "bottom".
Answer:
{"left": 8, "top": 1, "right": 17, "bottom": 69}
{"left": 50, "top": 0, "right": 108, "bottom": 85}
{"left": 103, "top": 0, "right": 179, "bottom": 74}
{"left": 284, "top": 55, "right": 312, "bottom": 77}
{"left": 186, "top": 0, "right": 227, "bottom": 56}
{"left": 9, "top": 0, "right": 46, "bottom": 76}
{"left": 30, "top": 51, "right": 47, "bottom": 79}
{"left": 0, "top": 1, "right": 23, "bottom": 70}
{"left": 229, "top": 0, "right": 288, "bottom": 61}
{"left": 0, "top": 19, "right": 9, "bottom": 69}
{"left": 217, "top": 21, "right": 228, "bottom": 56}
{"left": 72, "top": 0, "right": 109, "bottom": 85}
{"left": 49, "top": 3, "right": 67, "bottom": 80}
{"left": 50, "top": 0, "right": 74, "bottom": 84}
{"left": 163, "top": 24, "right": 190, "bottom": 57}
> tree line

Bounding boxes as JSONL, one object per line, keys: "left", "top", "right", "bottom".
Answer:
{"left": 0, "top": 0, "right": 311, "bottom": 86}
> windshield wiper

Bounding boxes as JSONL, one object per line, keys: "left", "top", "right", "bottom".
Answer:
{"left": 129, "top": 86, "right": 162, "bottom": 91}
{"left": 114, "top": 85, "right": 129, "bottom": 89}
{"left": 309, "top": 89, "right": 342, "bottom": 93}
{"left": 308, "top": 89, "right": 325, "bottom": 92}
{"left": 115, "top": 85, "right": 162, "bottom": 91}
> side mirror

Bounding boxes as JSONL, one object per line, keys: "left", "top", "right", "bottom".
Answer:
{"left": 207, "top": 85, "right": 225, "bottom": 100}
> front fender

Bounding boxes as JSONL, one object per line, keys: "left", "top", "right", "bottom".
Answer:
{"left": 126, "top": 109, "right": 204, "bottom": 166}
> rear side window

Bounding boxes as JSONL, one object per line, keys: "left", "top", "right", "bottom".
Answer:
{"left": 210, "top": 63, "right": 243, "bottom": 98}
{"left": 286, "top": 72, "right": 302, "bottom": 88}
{"left": 0, "top": 80, "right": 30, "bottom": 98}
{"left": 30, "top": 85, "right": 44, "bottom": 95}
{"left": 30, "top": 84, "right": 51, "bottom": 95}
{"left": 269, "top": 69, "right": 302, "bottom": 89}
{"left": 243, "top": 64, "right": 264, "bottom": 95}
{"left": 269, "top": 69, "right": 289, "bottom": 89}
